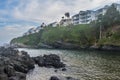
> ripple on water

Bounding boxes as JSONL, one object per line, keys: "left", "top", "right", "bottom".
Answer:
{"left": 18, "top": 48, "right": 120, "bottom": 80}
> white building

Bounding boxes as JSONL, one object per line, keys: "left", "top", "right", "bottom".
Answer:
{"left": 79, "top": 10, "right": 96, "bottom": 24}
{"left": 72, "top": 14, "right": 79, "bottom": 25}
{"left": 113, "top": 3, "right": 120, "bottom": 12}
{"left": 48, "top": 22, "right": 58, "bottom": 27}
{"left": 72, "top": 3, "right": 120, "bottom": 25}
{"left": 59, "top": 18, "right": 72, "bottom": 26}
{"left": 23, "top": 28, "right": 36, "bottom": 36}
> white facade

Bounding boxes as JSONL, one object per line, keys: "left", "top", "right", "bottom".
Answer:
{"left": 79, "top": 10, "right": 96, "bottom": 24}
{"left": 59, "top": 18, "right": 72, "bottom": 26}
{"left": 72, "top": 10, "right": 96, "bottom": 25}
{"left": 114, "top": 3, "right": 120, "bottom": 12}
{"left": 48, "top": 22, "right": 58, "bottom": 27}
{"left": 72, "top": 3, "right": 120, "bottom": 25}
{"left": 72, "top": 14, "right": 79, "bottom": 25}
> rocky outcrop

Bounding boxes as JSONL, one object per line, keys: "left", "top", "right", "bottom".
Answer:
{"left": 48, "top": 41, "right": 81, "bottom": 49}
{"left": 89, "top": 45, "right": 120, "bottom": 51}
{"left": 0, "top": 47, "right": 35, "bottom": 80}
{"left": 33, "top": 54, "right": 65, "bottom": 68}
{"left": 49, "top": 76, "right": 79, "bottom": 80}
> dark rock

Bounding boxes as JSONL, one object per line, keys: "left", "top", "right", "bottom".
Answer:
{"left": 54, "top": 69, "right": 58, "bottom": 72}
{"left": 66, "top": 77, "right": 79, "bottom": 80}
{"left": 0, "top": 73, "right": 8, "bottom": 80}
{"left": 9, "top": 72, "right": 26, "bottom": 80}
{"left": 4, "top": 65, "right": 15, "bottom": 77}
{"left": 33, "top": 54, "right": 65, "bottom": 68}
{"left": 50, "top": 76, "right": 60, "bottom": 80}
{"left": 13, "top": 63, "right": 28, "bottom": 73}
{"left": 101, "top": 45, "right": 120, "bottom": 51}
{"left": 0, "top": 47, "right": 35, "bottom": 80}
{"left": 61, "top": 67, "right": 67, "bottom": 71}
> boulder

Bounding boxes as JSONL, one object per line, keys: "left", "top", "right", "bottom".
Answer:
{"left": 66, "top": 77, "right": 79, "bottom": 80}
{"left": 0, "top": 73, "right": 8, "bottom": 80}
{"left": 4, "top": 65, "right": 15, "bottom": 77}
{"left": 50, "top": 76, "right": 60, "bottom": 80}
{"left": 33, "top": 54, "right": 65, "bottom": 68}
{"left": 0, "top": 47, "right": 35, "bottom": 80}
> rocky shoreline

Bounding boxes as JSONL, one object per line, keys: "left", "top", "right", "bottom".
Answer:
{"left": 0, "top": 46, "right": 79, "bottom": 80}
{"left": 0, "top": 47, "right": 35, "bottom": 80}
{"left": 12, "top": 42, "right": 120, "bottom": 51}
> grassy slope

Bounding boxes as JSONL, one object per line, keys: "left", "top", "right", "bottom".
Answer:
{"left": 11, "top": 24, "right": 120, "bottom": 47}
{"left": 98, "top": 26, "right": 120, "bottom": 46}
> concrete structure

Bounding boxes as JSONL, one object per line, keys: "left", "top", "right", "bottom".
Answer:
{"left": 72, "top": 3, "right": 120, "bottom": 25}
{"left": 113, "top": 3, "right": 120, "bottom": 12}
{"left": 72, "top": 14, "right": 79, "bottom": 25}
{"left": 79, "top": 10, "right": 96, "bottom": 24}
{"left": 95, "top": 5, "right": 109, "bottom": 19}
{"left": 72, "top": 10, "right": 96, "bottom": 25}
{"left": 59, "top": 18, "right": 72, "bottom": 26}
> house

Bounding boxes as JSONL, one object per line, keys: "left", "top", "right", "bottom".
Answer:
{"left": 72, "top": 10, "right": 96, "bottom": 24}
{"left": 48, "top": 22, "right": 58, "bottom": 27}
{"left": 72, "top": 14, "right": 79, "bottom": 25}
{"left": 59, "top": 18, "right": 72, "bottom": 26}
{"left": 113, "top": 3, "right": 120, "bottom": 12}
{"left": 23, "top": 28, "right": 36, "bottom": 36}
{"left": 95, "top": 5, "right": 109, "bottom": 19}
{"left": 79, "top": 10, "right": 96, "bottom": 24}
{"left": 35, "top": 26, "right": 42, "bottom": 33}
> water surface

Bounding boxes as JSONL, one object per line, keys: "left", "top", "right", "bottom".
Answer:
{"left": 18, "top": 48, "right": 120, "bottom": 80}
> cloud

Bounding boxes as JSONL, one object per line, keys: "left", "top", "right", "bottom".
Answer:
{"left": 0, "top": 24, "right": 35, "bottom": 45}
{"left": 0, "top": 0, "right": 119, "bottom": 45}
{"left": 12, "top": 0, "right": 119, "bottom": 24}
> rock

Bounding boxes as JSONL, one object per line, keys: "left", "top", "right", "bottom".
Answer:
{"left": 61, "top": 67, "right": 67, "bottom": 71}
{"left": 0, "top": 47, "right": 35, "bottom": 80}
{"left": 66, "top": 77, "right": 79, "bottom": 80}
{"left": 0, "top": 73, "right": 8, "bottom": 80}
{"left": 54, "top": 69, "right": 58, "bottom": 72}
{"left": 4, "top": 65, "right": 15, "bottom": 77}
{"left": 13, "top": 63, "right": 28, "bottom": 73}
{"left": 101, "top": 45, "right": 120, "bottom": 51}
{"left": 33, "top": 56, "right": 44, "bottom": 67}
{"left": 9, "top": 72, "right": 26, "bottom": 80}
{"left": 33, "top": 54, "right": 65, "bottom": 68}
{"left": 50, "top": 76, "right": 60, "bottom": 80}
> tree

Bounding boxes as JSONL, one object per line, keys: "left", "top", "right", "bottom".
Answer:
{"left": 101, "top": 4, "right": 120, "bottom": 28}
{"left": 65, "top": 12, "right": 70, "bottom": 18}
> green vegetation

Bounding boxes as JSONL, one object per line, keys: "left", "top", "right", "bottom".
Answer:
{"left": 11, "top": 24, "right": 97, "bottom": 47}
{"left": 11, "top": 4, "right": 120, "bottom": 48}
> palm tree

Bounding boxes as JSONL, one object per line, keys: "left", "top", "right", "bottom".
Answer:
{"left": 65, "top": 12, "right": 70, "bottom": 19}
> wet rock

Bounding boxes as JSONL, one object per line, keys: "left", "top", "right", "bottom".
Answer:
{"left": 66, "top": 77, "right": 79, "bottom": 80}
{"left": 33, "top": 54, "right": 65, "bottom": 68}
{"left": 54, "top": 69, "right": 58, "bottom": 72}
{"left": 9, "top": 72, "right": 26, "bottom": 80}
{"left": 61, "top": 67, "right": 67, "bottom": 71}
{"left": 4, "top": 65, "right": 15, "bottom": 77}
{"left": 0, "top": 47, "right": 35, "bottom": 80}
{"left": 0, "top": 73, "right": 8, "bottom": 80}
{"left": 50, "top": 76, "right": 60, "bottom": 80}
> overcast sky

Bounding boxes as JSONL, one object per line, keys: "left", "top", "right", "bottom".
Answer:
{"left": 0, "top": 0, "right": 119, "bottom": 45}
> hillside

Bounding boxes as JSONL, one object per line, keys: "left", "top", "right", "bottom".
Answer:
{"left": 10, "top": 24, "right": 120, "bottom": 50}
{"left": 11, "top": 4, "right": 120, "bottom": 50}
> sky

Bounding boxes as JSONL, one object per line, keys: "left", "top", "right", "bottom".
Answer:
{"left": 0, "top": 0, "right": 120, "bottom": 45}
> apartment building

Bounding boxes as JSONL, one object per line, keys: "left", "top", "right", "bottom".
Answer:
{"left": 72, "top": 3, "right": 120, "bottom": 25}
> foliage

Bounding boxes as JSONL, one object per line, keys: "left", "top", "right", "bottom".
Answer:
{"left": 95, "top": 4, "right": 120, "bottom": 30}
